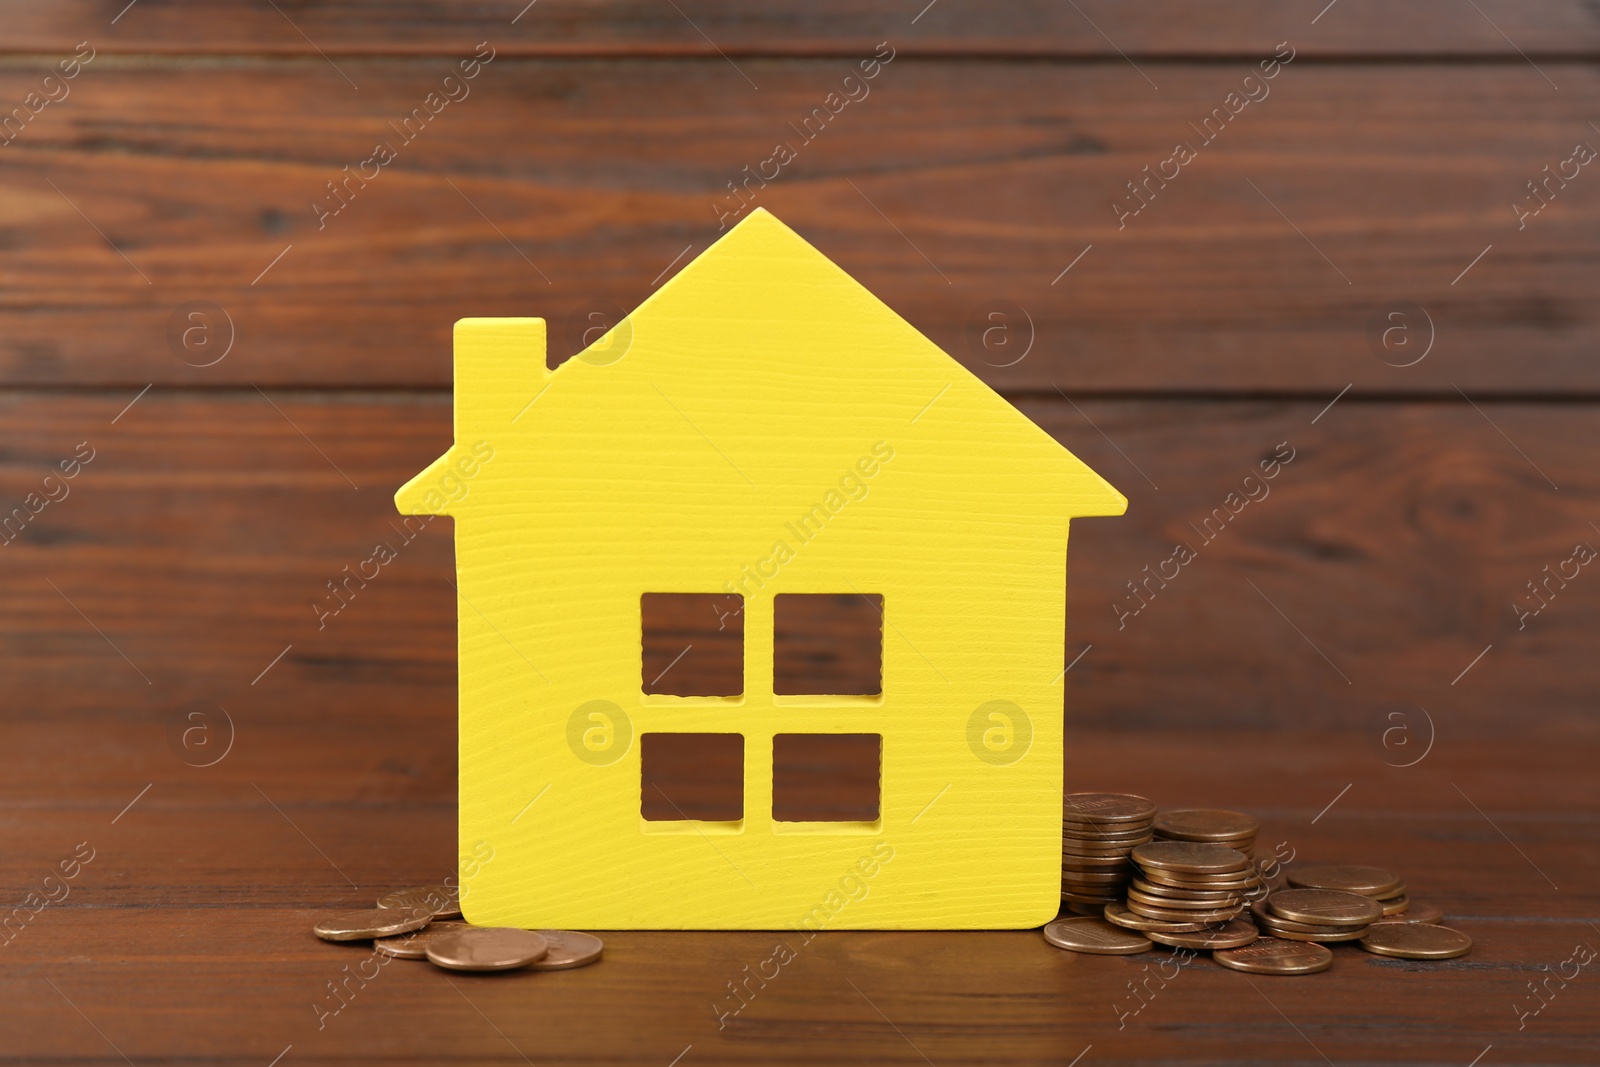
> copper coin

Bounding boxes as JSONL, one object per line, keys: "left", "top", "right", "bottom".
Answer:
{"left": 1286, "top": 864, "right": 1403, "bottom": 898}
{"left": 1249, "top": 900, "right": 1364, "bottom": 935}
{"left": 1397, "top": 902, "right": 1444, "bottom": 925}
{"left": 1145, "top": 917, "right": 1259, "bottom": 951}
{"left": 425, "top": 927, "right": 550, "bottom": 972}
{"left": 1138, "top": 865, "right": 1260, "bottom": 890}
{"left": 1153, "top": 809, "right": 1260, "bottom": 842}
{"left": 1125, "top": 899, "right": 1244, "bottom": 924}
{"left": 377, "top": 884, "right": 462, "bottom": 919}
{"left": 1064, "top": 902, "right": 1106, "bottom": 917}
{"left": 1061, "top": 889, "right": 1122, "bottom": 905}
{"left": 1265, "top": 925, "right": 1369, "bottom": 943}
{"left": 313, "top": 907, "right": 432, "bottom": 942}
{"left": 1043, "top": 917, "right": 1152, "bottom": 955}
{"left": 1359, "top": 923, "right": 1472, "bottom": 959}
{"left": 1062, "top": 840, "right": 1150, "bottom": 856}
{"left": 1379, "top": 894, "right": 1410, "bottom": 916}
{"left": 1133, "top": 878, "right": 1245, "bottom": 901}
{"left": 1062, "top": 854, "right": 1136, "bottom": 869}
{"left": 528, "top": 930, "right": 604, "bottom": 970}
{"left": 1101, "top": 901, "right": 1219, "bottom": 933}
{"left": 1132, "top": 841, "right": 1251, "bottom": 875}
{"left": 1373, "top": 883, "right": 1408, "bottom": 901}
{"left": 1061, "top": 793, "right": 1156, "bottom": 824}
{"left": 1127, "top": 887, "right": 1243, "bottom": 911}
{"left": 374, "top": 921, "right": 470, "bottom": 959}
{"left": 1213, "top": 938, "right": 1333, "bottom": 975}
{"left": 1061, "top": 870, "right": 1136, "bottom": 885}
{"left": 1268, "top": 889, "right": 1384, "bottom": 926}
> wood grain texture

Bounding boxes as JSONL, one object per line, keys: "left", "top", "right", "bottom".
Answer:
{"left": 2, "top": 1, "right": 1598, "bottom": 57}
{"left": 1, "top": 61, "right": 1596, "bottom": 392}
{"left": 2, "top": 394, "right": 1595, "bottom": 756}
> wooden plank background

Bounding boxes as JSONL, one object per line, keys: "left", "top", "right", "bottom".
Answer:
{"left": 1, "top": 3, "right": 1596, "bottom": 1064}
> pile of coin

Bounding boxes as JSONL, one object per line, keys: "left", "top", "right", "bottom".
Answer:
{"left": 1060, "top": 792, "right": 1155, "bottom": 911}
{"left": 312, "top": 884, "right": 604, "bottom": 974}
{"left": 1044, "top": 796, "right": 1474, "bottom": 974}
{"left": 1153, "top": 808, "right": 1258, "bottom": 856}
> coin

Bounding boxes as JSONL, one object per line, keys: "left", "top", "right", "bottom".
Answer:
{"left": 1127, "top": 887, "right": 1243, "bottom": 911}
{"left": 1061, "top": 889, "right": 1122, "bottom": 904}
{"left": 1249, "top": 900, "right": 1365, "bottom": 935}
{"left": 1397, "top": 901, "right": 1443, "bottom": 925}
{"left": 1132, "top": 841, "right": 1251, "bottom": 874}
{"left": 1145, "top": 917, "right": 1259, "bottom": 951}
{"left": 1125, "top": 899, "right": 1243, "bottom": 924}
{"left": 1213, "top": 938, "right": 1333, "bottom": 975}
{"left": 1286, "top": 864, "right": 1403, "bottom": 898}
{"left": 1062, "top": 854, "right": 1137, "bottom": 869}
{"left": 1380, "top": 894, "right": 1410, "bottom": 916}
{"left": 1267, "top": 926, "right": 1368, "bottom": 943}
{"left": 529, "top": 930, "right": 604, "bottom": 970}
{"left": 1061, "top": 793, "right": 1156, "bottom": 824}
{"left": 313, "top": 907, "right": 432, "bottom": 942}
{"left": 1101, "top": 901, "right": 1219, "bottom": 933}
{"left": 377, "top": 884, "right": 462, "bottom": 920}
{"left": 1359, "top": 923, "right": 1472, "bottom": 960}
{"left": 1042, "top": 916, "right": 1152, "bottom": 955}
{"left": 1064, "top": 902, "right": 1106, "bottom": 916}
{"left": 1268, "top": 889, "right": 1385, "bottom": 926}
{"left": 1139, "top": 866, "right": 1260, "bottom": 890}
{"left": 1132, "top": 878, "right": 1244, "bottom": 901}
{"left": 1153, "top": 809, "right": 1260, "bottom": 842}
{"left": 373, "top": 921, "right": 470, "bottom": 959}
{"left": 425, "top": 927, "right": 551, "bottom": 972}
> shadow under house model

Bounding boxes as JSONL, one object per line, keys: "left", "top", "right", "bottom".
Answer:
{"left": 395, "top": 208, "right": 1126, "bottom": 930}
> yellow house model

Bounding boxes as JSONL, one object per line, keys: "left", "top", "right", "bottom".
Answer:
{"left": 396, "top": 209, "right": 1125, "bottom": 929}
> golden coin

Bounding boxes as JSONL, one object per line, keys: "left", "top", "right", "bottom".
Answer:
{"left": 1397, "top": 901, "right": 1444, "bottom": 925}
{"left": 1152, "top": 809, "right": 1260, "bottom": 842}
{"left": 1379, "top": 894, "right": 1410, "bottom": 916}
{"left": 1359, "top": 923, "right": 1472, "bottom": 960}
{"left": 1268, "top": 889, "right": 1384, "bottom": 926}
{"left": 529, "top": 930, "right": 604, "bottom": 970}
{"left": 1145, "top": 917, "right": 1259, "bottom": 951}
{"left": 1042, "top": 916, "right": 1152, "bottom": 955}
{"left": 425, "top": 927, "right": 550, "bottom": 972}
{"left": 1132, "top": 841, "right": 1251, "bottom": 874}
{"left": 1061, "top": 793, "right": 1156, "bottom": 824}
{"left": 373, "top": 921, "right": 470, "bottom": 959}
{"left": 1125, "top": 899, "right": 1243, "bottom": 924}
{"left": 377, "top": 884, "right": 462, "bottom": 919}
{"left": 313, "top": 907, "right": 432, "bottom": 942}
{"left": 1101, "top": 901, "right": 1218, "bottom": 933}
{"left": 1213, "top": 938, "right": 1333, "bottom": 975}
{"left": 1286, "top": 864, "right": 1403, "bottom": 898}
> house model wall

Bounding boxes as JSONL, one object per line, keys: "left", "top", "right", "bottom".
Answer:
{"left": 396, "top": 209, "right": 1126, "bottom": 929}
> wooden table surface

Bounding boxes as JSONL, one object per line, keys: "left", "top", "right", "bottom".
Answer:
{"left": 3, "top": 3, "right": 1597, "bottom": 1063}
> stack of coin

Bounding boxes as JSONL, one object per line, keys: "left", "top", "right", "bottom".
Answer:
{"left": 1118, "top": 841, "right": 1263, "bottom": 946}
{"left": 1287, "top": 863, "right": 1411, "bottom": 916}
{"left": 1251, "top": 888, "right": 1383, "bottom": 943}
{"left": 312, "top": 884, "right": 604, "bottom": 975}
{"left": 1153, "top": 808, "right": 1259, "bottom": 856}
{"left": 1060, "top": 793, "right": 1155, "bottom": 913}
